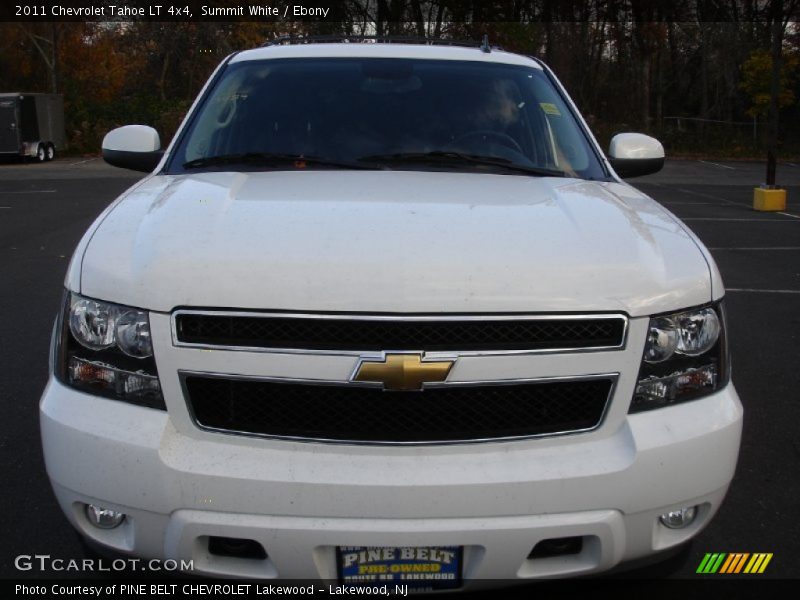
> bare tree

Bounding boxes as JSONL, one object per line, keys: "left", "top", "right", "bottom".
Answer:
{"left": 765, "top": 0, "right": 800, "bottom": 185}
{"left": 19, "top": 23, "right": 60, "bottom": 93}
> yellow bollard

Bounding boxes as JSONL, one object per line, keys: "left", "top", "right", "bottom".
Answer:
{"left": 753, "top": 186, "right": 787, "bottom": 211}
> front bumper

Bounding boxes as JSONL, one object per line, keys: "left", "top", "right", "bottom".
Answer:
{"left": 40, "top": 377, "right": 742, "bottom": 582}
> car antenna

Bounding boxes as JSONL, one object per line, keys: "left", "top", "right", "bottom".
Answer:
{"left": 480, "top": 34, "right": 491, "bottom": 53}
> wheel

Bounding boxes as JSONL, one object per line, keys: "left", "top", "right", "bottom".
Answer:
{"left": 46, "top": 143, "right": 55, "bottom": 161}
{"left": 450, "top": 130, "right": 525, "bottom": 154}
{"left": 36, "top": 143, "right": 46, "bottom": 162}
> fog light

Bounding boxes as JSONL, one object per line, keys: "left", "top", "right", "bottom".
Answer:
{"left": 659, "top": 506, "right": 697, "bottom": 529}
{"left": 85, "top": 504, "right": 126, "bottom": 529}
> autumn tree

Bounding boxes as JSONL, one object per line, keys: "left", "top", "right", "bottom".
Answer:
{"left": 740, "top": 48, "right": 800, "bottom": 117}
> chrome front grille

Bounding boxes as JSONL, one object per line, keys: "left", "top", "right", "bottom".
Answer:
{"left": 173, "top": 311, "right": 628, "bottom": 354}
{"left": 172, "top": 311, "right": 627, "bottom": 444}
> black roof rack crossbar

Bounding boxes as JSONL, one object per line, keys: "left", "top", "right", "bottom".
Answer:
{"left": 261, "top": 35, "right": 500, "bottom": 50}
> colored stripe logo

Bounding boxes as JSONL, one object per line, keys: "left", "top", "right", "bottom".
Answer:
{"left": 697, "top": 553, "right": 773, "bottom": 574}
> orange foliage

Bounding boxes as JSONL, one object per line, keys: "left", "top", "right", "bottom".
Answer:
{"left": 59, "top": 24, "right": 142, "bottom": 103}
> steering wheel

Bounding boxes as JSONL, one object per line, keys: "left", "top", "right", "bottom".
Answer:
{"left": 450, "top": 130, "right": 524, "bottom": 154}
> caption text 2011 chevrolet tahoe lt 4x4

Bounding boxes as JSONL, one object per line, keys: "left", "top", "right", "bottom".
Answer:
{"left": 40, "top": 38, "right": 742, "bottom": 588}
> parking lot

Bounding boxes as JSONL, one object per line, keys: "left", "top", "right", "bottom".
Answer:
{"left": 0, "top": 157, "right": 798, "bottom": 580}
{"left": 633, "top": 161, "right": 800, "bottom": 579}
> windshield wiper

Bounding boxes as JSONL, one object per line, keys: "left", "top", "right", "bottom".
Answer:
{"left": 357, "top": 151, "right": 566, "bottom": 177}
{"left": 183, "top": 152, "right": 377, "bottom": 170}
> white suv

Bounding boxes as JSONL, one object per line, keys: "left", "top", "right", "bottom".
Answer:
{"left": 41, "top": 39, "right": 742, "bottom": 588}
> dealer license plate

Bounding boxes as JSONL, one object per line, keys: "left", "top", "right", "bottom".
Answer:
{"left": 337, "top": 546, "right": 463, "bottom": 590}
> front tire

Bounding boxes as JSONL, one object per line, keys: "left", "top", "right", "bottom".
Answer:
{"left": 36, "top": 143, "right": 46, "bottom": 162}
{"left": 46, "top": 143, "right": 55, "bottom": 161}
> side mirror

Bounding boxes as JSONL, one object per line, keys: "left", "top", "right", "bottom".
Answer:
{"left": 608, "top": 133, "right": 664, "bottom": 178}
{"left": 102, "top": 125, "right": 163, "bottom": 172}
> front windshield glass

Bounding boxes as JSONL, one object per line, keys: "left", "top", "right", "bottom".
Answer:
{"left": 168, "top": 57, "right": 607, "bottom": 179}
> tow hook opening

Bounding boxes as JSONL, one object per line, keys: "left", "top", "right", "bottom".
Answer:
{"left": 208, "top": 536, "right": 268, "bottom": 560}
{"left": 528, "top": 536, "right": 584, "bottom": 559}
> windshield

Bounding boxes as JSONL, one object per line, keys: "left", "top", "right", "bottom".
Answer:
{"left": 168, "top": 57, "right": 607, "bottom": 180}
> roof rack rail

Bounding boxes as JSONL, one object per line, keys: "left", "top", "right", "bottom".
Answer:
{"left": 261, "top": 35, "right": 501, "bottom": 50}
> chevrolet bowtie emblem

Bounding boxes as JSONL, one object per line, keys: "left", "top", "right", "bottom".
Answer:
{"left": 353, "top": 353, "right": 455, "bottom": 391}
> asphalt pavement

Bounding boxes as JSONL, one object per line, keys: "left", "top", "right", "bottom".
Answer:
{"left": 0, "top": 157, "right": 798, "bottom": 582}
{"left": 633, "top": 160, "right": 800, "bottom": 581}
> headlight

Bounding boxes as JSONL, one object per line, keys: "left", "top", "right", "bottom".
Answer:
{"left": 631, "top": 302, "right": 729, "bottom": 413}
{"left": 69, "top": 297, "right": 153, "bottom": 357}
{"left": 69, "top": 298, "right": 118, "bottom": 350}
{"left": 643, "top": 308, "right": 721, "bottom": 363}
{"left": 673, "top": 308, "right": 720, "bottom": 356}
{"left": 115, "top": 309, "right": 154, "bottom": 358}
{"left": 643, "top": 317, "right": 678, "bottom": 363}
{"left": 54, "top": 292, "right": 164, "bottom": 409}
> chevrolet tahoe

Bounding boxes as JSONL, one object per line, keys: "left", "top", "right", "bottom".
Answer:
{"left": 40, "top": 38, "right": 742, "bottom": 588}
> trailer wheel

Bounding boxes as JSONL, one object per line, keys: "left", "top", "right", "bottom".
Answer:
{"left": 36, "top": 143, "right": 46, "bottom": 162}
{"left": 46, "top": 143, "right": 55, "bottom": 161}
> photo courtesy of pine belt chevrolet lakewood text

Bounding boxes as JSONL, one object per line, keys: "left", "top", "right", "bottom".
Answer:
{"left": 39, "top": 37, "right": 742, "bottom": 590}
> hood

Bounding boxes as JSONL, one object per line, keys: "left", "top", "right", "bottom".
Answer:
{"left": 79, "top": 170, "right": 712, "bottom": 316}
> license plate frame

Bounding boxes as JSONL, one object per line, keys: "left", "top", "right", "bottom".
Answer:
{"left": 336, "top": 545, "right": 463, "bottom": 590}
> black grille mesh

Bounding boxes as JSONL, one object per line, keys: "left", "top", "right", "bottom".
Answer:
{"left": 185, "top": 376, "right": 613, "bottom": 442}
{"left": 175, "top": 314, "right": 625, "bottom": 352}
